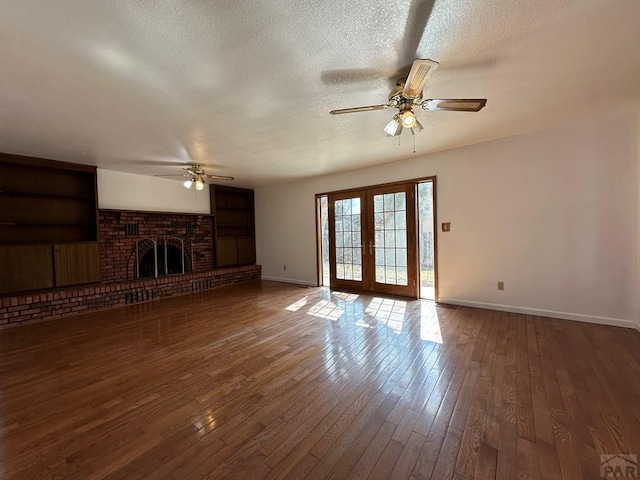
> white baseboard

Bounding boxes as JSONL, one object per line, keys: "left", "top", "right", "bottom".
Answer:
{"left": 253, "top": 285, "right": 640, "bottom": 333}
{"left": 261, "top": 276, "right": 317, "bottom": 287}
{"left": 438, "top": 298, "right": 639, "bottom": 331}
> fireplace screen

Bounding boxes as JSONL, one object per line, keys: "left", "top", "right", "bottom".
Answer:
{"left": 136, "top": 237, "right": 186, "bottom": 279}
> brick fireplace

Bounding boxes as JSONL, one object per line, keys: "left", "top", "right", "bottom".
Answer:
{"left": 0, "top": 210, "right": 261, "bottom": 327}
{"left": 99, "top": 210, "right": 214, "bottom": 282}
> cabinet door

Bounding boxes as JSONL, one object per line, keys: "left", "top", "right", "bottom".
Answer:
{"left": 54, "top": 243, "right": 100, "bottom": 287}
{"left": 216, "top": 237, "right": 238, "bottom": 267}
{"left": 237, "top": 237, "right": 256, "bottom": 265}
{"left": 0, "top": 245, "right": 54, "bottom": 294}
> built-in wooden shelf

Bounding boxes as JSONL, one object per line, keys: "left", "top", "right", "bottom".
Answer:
{"left": 210, "top": 185, "right": 256, "bottom": 267}
{"left": 0, "top": 153, "right": 100, "bottom": 294}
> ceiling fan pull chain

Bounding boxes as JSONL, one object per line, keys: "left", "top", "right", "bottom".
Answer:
{"left": 412, "top": 129, "right": 416, "bottom": 154}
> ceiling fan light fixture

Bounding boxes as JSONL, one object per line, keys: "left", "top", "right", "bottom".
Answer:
{"left": 194, "top": 176, "right": 205, "bottom": 191}
{"left": 412, "top": 119, "right": 424, "bottom": 133}
{"left": 183, "top": 178, "right": 194, "bottom": 189}
{"left": 399, "top": 109, "right": 417, "bottom": 129}
{"left": 384, "top": 116, "right": 402, "bottom": 136}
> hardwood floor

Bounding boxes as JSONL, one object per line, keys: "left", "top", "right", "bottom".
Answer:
{"left": 1, "top": 280, "right": 639, "bottom": 479}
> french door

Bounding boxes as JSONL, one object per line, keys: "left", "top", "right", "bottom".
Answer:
{"left": 328, "top": 183, "right": 417, "bottom": 297}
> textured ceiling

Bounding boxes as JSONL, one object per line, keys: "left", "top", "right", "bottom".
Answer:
{"left": 1, "top": 0, "right": 639, "bottom": 187}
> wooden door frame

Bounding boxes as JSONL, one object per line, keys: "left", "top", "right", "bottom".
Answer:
{"left": 316, "top": 176, "right": 438, "bottom": 300}
{"left": 315, "top": 194, "right": 324, "bottom": 287}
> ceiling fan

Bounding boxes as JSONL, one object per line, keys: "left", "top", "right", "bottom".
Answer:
{"left": 329, "top": 59, "right": 487, "bottom": 136}
{"left": 155, "top": 163, "right": 234, "bottom": 190}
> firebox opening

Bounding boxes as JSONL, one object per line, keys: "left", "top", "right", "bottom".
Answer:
{"left": 139, "top": 244, "right": 184, "bottom": 279}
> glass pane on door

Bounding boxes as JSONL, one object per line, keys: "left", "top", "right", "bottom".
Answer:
{"left": 418, "top": 181, "right": 436, "bottom": 299}
{"left": 373, "top": 192, "right": 408, "bottom": 286}
{"left": 334, "top": 197, "right": 362, "bottom": 281}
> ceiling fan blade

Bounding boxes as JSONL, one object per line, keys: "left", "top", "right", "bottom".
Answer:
{"left": 205, "top": 174, "right": 234, "bottom": 181}
{"left": 421, "top": 98, "right": 487, "bottom": 112}
{"left": 154, "top": 174, "right": 190, "bottom": 177}
{"left": 330, "top": 104, "right": 390, "bottom": 115}
{"left": 402, "top": 59, "right": 439, "bottom": 99}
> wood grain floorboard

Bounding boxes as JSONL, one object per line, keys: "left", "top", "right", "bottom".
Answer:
{"left": 1, "top": 280, "right": 639, "bottom": 479}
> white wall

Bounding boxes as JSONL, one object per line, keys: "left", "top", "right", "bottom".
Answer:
{"left": 97, "top": 169, "right": 210, "bottom": 214}
{"left": 256, "top": 113, "right": 639, "bottom": 329}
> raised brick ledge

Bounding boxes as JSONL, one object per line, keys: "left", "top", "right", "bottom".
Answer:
{"left": 0, "top": 265, "right": 261, "bottom": 328}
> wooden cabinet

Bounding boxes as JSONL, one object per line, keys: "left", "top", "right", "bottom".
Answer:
{"left": 237, "top": 237, "right": 256, "bottom": 265}
{"left": 53, "top": 243, "right": 100, "bottom": 287}
{"left": 216, "top": 237, "right": 238, "bottom": 267}
{"left": 0, "top": 245, "right": 55, "bottom": 295}
{"left": 0, "top": 242, "right": 100, "bottom": 294}
{"left": 210, "top": 185, "right": 256, "bottom": 267}
{"left": 0, "top": 154, "right": 100, "bottom": 294}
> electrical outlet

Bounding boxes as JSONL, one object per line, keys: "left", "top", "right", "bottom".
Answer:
{"left": 442, "top": 222, "right": 451, "bottom": 232}
{"left": 497, "top": 281, "right": 504, "bottom": 290}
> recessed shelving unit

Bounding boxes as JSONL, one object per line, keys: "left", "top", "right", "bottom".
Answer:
{"left": 0, "top": 154, "right": 100, "bottom": 294}
{"left": 210, "top": 185, "right": 256, "bottom": 267}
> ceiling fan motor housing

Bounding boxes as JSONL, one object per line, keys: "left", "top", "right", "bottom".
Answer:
{"left": 186, "top": 164, "right": 205, "bottom": 175}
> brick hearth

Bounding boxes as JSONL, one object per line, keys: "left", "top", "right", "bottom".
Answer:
{"left": 0, "top": 265, "right": 261, "bottom": 327}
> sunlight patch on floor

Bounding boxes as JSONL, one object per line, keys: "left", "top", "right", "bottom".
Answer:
{"left": 331, "top": 291, "right": 359, "bottom": 303}
{"left": 365, "top": 297, "right": 407, "bottom": 334}
{"left": 307, "top": 300, "right": 344, "bottom": 320}
{"left": 285, "top": 296, "right": 308, "bottom": 312}
{"left": 420, "top": 304, "right": 443, "bottom": 343}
